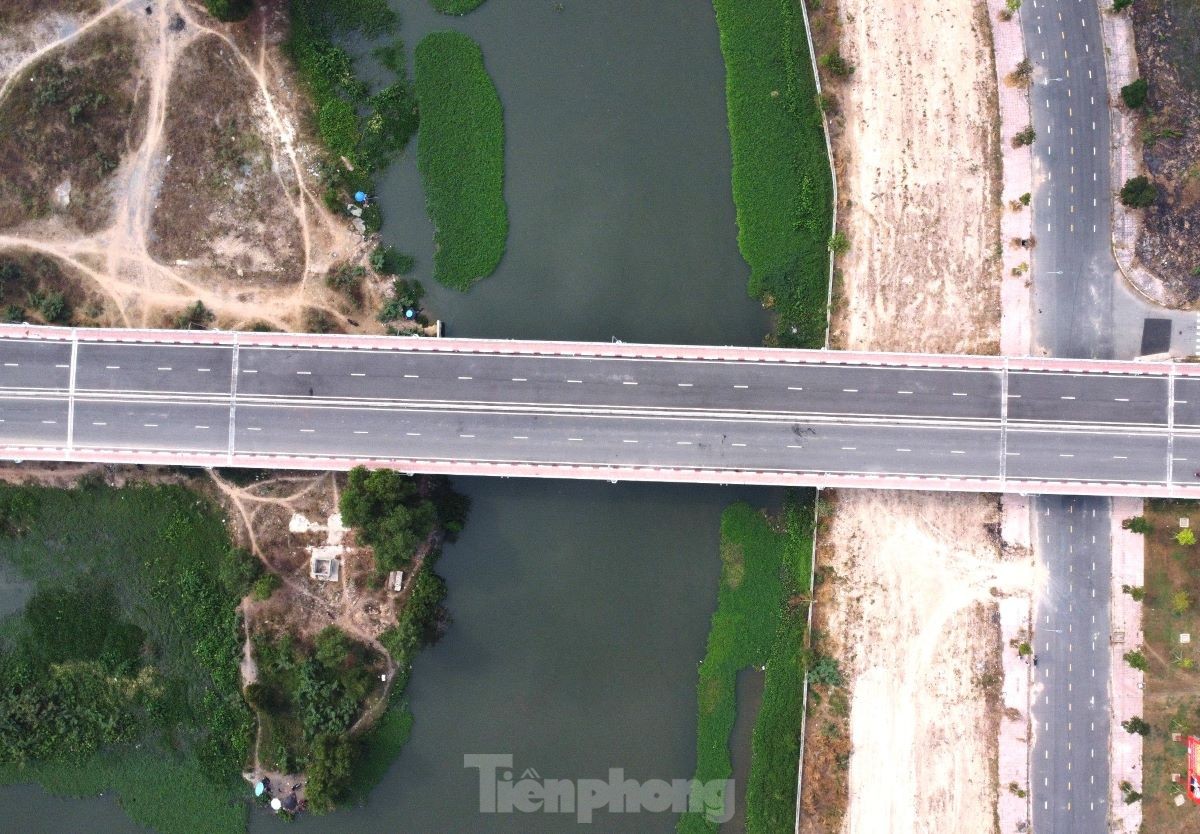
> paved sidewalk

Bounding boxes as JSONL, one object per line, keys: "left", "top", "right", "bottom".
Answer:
{"left": 990, "top": 1, "right": 1035, "bottom": 358}
{"left": 990, "top": 0, "right": 1035, "bottom": 827}
{"left": 1109, "top": 496, "right": 1145, "bottom": 832}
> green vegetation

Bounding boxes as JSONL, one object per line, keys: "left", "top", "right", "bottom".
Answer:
{"left": 370, "top": 244, "right": 415, "bottom": 276}
{"left": 431, "top": 0, "right": 489, "bottom": 13}
{"left": 1013, "top": 126, "right": 1037, "bottom": 147}
{"left": 818, "top": 50, "right": 854, "bottom": 78}
{"left": 325, "top": 262, "right": 367, "bottom": 305}
{"left": 249, "top": 625, "right": 382, "bottom": 812}
{"left": 0, "top": 482, "right": 257, "bottom": 834}
{"left": 339, "top": 467, "right": 468, "bottom": 582}
{"left": 1123, "top": 515, "right": 1153, "bottom": 534}
{"left": 713, "top": 0, "right": 832, "bottom": 347}
{"left": 1121, "top": 175, "right": 1158, "bottom": 208}
{"left": 1121, "top": 715, "right": 1151, "bottom": 736}
{"left": 678, "top": 493, "right": 818, "bottom": 833}
{"left": 1121, "top": 77, "right": 1149, "bottom": 109}
{"left": 414, "top": 31, "right": 508, "bottom": 291}
{"left": 378, "top": 278, "right": 427, "bottom": 326}
{"left": 1112, "top": 0, "right": 1133, "bottom": 12}
{"left": 1124, "top": 649, "right": 1149, "bottom": 671}
{"left": 204, "top": 0, "right": 253, "bottom": 21}
{"left": 1176, "top": 527, "right": 1196, "bottom": 546}
{"left": 172, "top": 299, "right": 216, "bottom": 330}
{"left": 284, "top": 0, "right": 419, "bottom": 234}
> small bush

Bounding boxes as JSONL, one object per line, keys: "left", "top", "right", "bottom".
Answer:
{"left": 1123, "top": 650, "right": 1148, "bottom": 671}
{"left": 1019, "top": 192, "right": 1031, "bottom": 205}
{"left": 1012, "top": 126, "right": 1037, "bottom": 147}
{"left": 828, "top": 231, "right": 850, "bottom": 255}
{"left": 1122, "top": 516, "right": 1152, "bottom": 534}
{"left": 1120, "top": 715, "right": 1150, "bottom": 736}
{"left": 172, "top": 299, "right": 215, "bottom": 330}
{"left": 1120, "top": 175, "right": 1157, "bottom": 208}
{"left": 370, "top": 245, "right": 415, "bottom": 276}
{"left": 1171, "top": 590, "right": 1191, "bottom": 615}
{"left": 1120, "top": 78, "right": 1148, "bottom": 109}
{"left": 1111, "top": 0, "right": 1133, "bottom": 11}
{"left": 1175, "top": 527, "right": 1196, "bottom": 546}
{"left": 1009, "top": 58, "right": 1033, "bottom": 87}
{"left": 204, "top": 0, "right": 254, "bottom": 21}
{"left": 1122, "top": 583, "right": 1146, "bottom": 601}
{"left": 252, "top": 573, "right": 281, "bottom": 601}
{"left": 818, "top": 50, "right": 855, "bottom": 78}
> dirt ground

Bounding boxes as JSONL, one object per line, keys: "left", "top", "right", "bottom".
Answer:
{"left": 818, "top": 0, "right": 1002, "bottom": 354}
{"left": 0, "top": 0, "right": 373, "bottom": 330}
{"left": 799, "top": 0, "right": 1010, "bottom": 830}
{"left": 1129, "top": 0, "right": 1200, "bottom": 301}
{"left": 1137, "top": 500, "right": 1200, "bottom": 833}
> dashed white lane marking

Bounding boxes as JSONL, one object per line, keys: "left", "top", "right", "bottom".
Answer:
{"left": 296, "top": 371, "right": 311, "bottom": 375}
{"left": 896, "top": 448, "right": 912, "bottom": 452}
{"left": 458, "top": 376, "right": 473, "bottom": 380}
{"left": 512, "top": 377, "right": 526, "bottom": 382}
{"left": 106, "top": 365, "right": 120, "bottom": 370}
{"left": 568, "top": 379, "right": 583, "bottom": 384}
{"left": 198, "top": 368, "right": 211, "bottom": 373}
{"left": 242, "top": 369, "right": 257, "bottom": 374}
{"left": 194, "top": 425, "right": 209, "bottom": 430}
{"left": 732, "top": 443, "right": 747, "bottom": 447}
{"left": 788, "top": 386, "right": 804, "bottom": 391}
{"left": 952, "top": 392, "right": 968, "bottom": 397}
{"left": 623, "top": 439, "right": 639, "bottom": 444}
{"left": 92, "top": 422, "right": 106, "bottom": 426}
{"left": 406, "top": 432, "right": 421, "bottom": 436}
{"left": 355, "top": 431, "right": 370, "bottom": 435}
{"left": 841, "top": 446, "right": 857, "bottom": 451}
{"left": 512, "top": 435, "right": 528, "bottom": 440}
{"left": 843, "top": 388, "right": 859, "bottom": 393}
{"left": 404, "top": 374, "right": 419, "bottom": 379}
{"left": 143, "top": 423, "right": 158, "bottom": 428}
{"left": 676, "top": 441, "right": 692, "bottom": 445}
{"left": 351, "top": 372, "right": 366, "bottom": 377}
{"left": 460, "top": 434, "right": 475, "bottom": 438}
{"left": 951, "top": 450, "right": 966, "bottom": 454}
{"left": 157, "top": 367, "right": 172, "bottom": 371}
{"left": 734, "top": 384, "right": 749, "bottom": 389}
{"left": 569, "top": 437, "right": 583, "bottom": 442}
{"left": 247, "top": 427, "right": 261, "bottom": 431}
{"left": 300, "top": 429, "right": 315, "bottom": 433}
{"left": 678, "top": 383, "right": 693, "bottom": 387}
{"left": 897, "top": 390, "right": 913, "bottom": 394}
{"left": 41, "top": 420, "right": 56, "bottom": 424}
{"left": 2, "top": 363, "right": 17, "bottom": 367}
{"left": 622, "top": 381, "right": 638, "bottom": 385}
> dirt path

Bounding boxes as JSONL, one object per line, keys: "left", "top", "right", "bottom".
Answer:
{"left": 0, "top": 0, "right": 363, "bottom": 329}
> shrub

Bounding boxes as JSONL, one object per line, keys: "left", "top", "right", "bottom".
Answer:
{"left": 32, "top": 290, "right": 69, "bottom": 324}
{"left": 1122, "top": 584, "right": 1146, "bottom": 601}
{"left": 1122, "top": 516, "right": 1152, "bottom": 534}
{"left": 1120, "top": 78, "right": 1148, "bottom": 109}
{"left": 828, "top": 231, "right": 850, "bottom": 255}
{"left": 808, "top": 653, "right": 843, "bottom": 687}
{"left": 1120, "top": 715, "right": 1150, "bottom": 735}
{"left": 172, "top": 299, "right": 215, "bottom": 329}
{"left": 1120, "top": 175, "right": 1157, "bottom": 208}
{"left": 1019, "top": 192, "right": 1031, "bottom": 205}
{"left": 252, "top": 573, "right": 280, "bottom": 601}
{"left": 1111, "top": 0, "right": 1133, "bottom": 11}
{"left": 1010, "top": 58, "right": 1033, "bottom": 87}
{"left": 1171, "top": 590, "right": 1191, "bottom": 615}
{"left": 370, "top": 245, "right": 415, "bottom": 276}
{"left": 204, "top": 0, "right": 254, "bottom": 21}
{"left": 325, "top": 263, "right": 365, "bottom": 302}
{"left": 1012, "top": 126, "right": 1037, "bottom": 147}
{"left": 1176, "top": 527, "right": 1196, "bottom": 546}
{"left": 377, "top": 278, "right": 426, "bottom": 323}
{"left": 1123, "top": 650, "right": 1148, "bottom": 671}
{"left": 431, "top": 0, "right": 488, "bottom": 13}
{"left": 818, "top": 50, "right": 854, "bottom": 77}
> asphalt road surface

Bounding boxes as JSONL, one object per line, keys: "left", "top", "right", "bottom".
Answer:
{"left": 3, "top": 330, "right": 1200, "bottom": 496}
{"left": 1021, "top": 0, "right": 1119, "bottom": 827}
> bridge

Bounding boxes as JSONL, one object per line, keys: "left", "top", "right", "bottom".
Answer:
{"left": 0, "top": 323, "right": 1195, "bottom": 497}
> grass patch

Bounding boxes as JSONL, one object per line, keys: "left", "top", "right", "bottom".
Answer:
{"left": 0, "top": 481, "right": 256, "bottom": 834}
{"left": 713, "top": 0, "right": 832, "bottom": 347}
{"left": 678, "top": 492, "right": 816, "bottom": 832}
{"left": 0, "top": 18, "right": 146, "bottom": 233}
{"left": 414, "top": 31, "right": 508, "bottom": 290}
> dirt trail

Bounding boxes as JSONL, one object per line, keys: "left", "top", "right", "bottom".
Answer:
{"left": 0, "top": 0, "right": 362, "bottom": 329}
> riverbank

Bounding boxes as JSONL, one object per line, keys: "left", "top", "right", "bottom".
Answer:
{"left": 678, "top": 495, "right": 816, "bottom": 833}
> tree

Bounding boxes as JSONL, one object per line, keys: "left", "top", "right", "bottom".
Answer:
{"left": 1176, "top": 528, "right": 1196, "bottom": 546}
{"left": 1122, "top": 516, "right": 1152, "bottom": 534}
{"left": 1120, "top": 78, "right": 1148, "bottom": 109}
{"left": 1171, "top": 590, "right": 1192, "bottom": 615}
{"left": 377, "top": 278, "right": 426, "bottom": 323}
{"left": 314, "top": 626, "right": 351, "bottom": 671}
{"left": 1120, "top": 716, "right": 1150, "bottom": 736}
{"left": 1123, "top": 650, "right": 1148, "bottom": 671}
{"left": 204, "top": 0, "right": 253, "bottom": 21}
{"left": 370, "top": 245, "right": 415, "bottom": 276}
{"left": 305, "top": 734, "right": 352, "bottom": 813}
{"left": 1120, "top": 175, "right": 1157, "bottom": 208}
{"left": 1111, "top": 0, "right": 1133, "bottom": 11}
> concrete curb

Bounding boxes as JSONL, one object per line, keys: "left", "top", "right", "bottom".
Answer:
{"left": 1108, "top": 496, "right": 1144, "bottom": 832}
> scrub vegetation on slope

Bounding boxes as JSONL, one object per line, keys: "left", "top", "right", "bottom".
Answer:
{"left": 414, "top": 31, "right": 508, "bottom": 291}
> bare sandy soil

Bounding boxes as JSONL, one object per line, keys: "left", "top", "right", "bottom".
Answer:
{"left": 0, "top": 0, "right": 368, "bottom": 330}
{"left": 825, "top": 0, "right": 1002, "bottom": 354}
{"left": 799, "top": 0, "right": 1013, "bottom": 831}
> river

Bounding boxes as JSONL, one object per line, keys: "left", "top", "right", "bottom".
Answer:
{"left": 0, "top": 1, "right": 775, "bottom": 831}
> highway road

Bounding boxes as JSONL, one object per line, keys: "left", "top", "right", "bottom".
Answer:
{"left": 4, "top": 326, "right": 1200, "bottom": 496}
{"left": 1020, "top": 0, "right": 1124, "bottom": 827}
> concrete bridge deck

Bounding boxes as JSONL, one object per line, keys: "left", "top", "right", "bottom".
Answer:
{"left": 0, "top": 324, "right": 1196, "bottom": 496}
